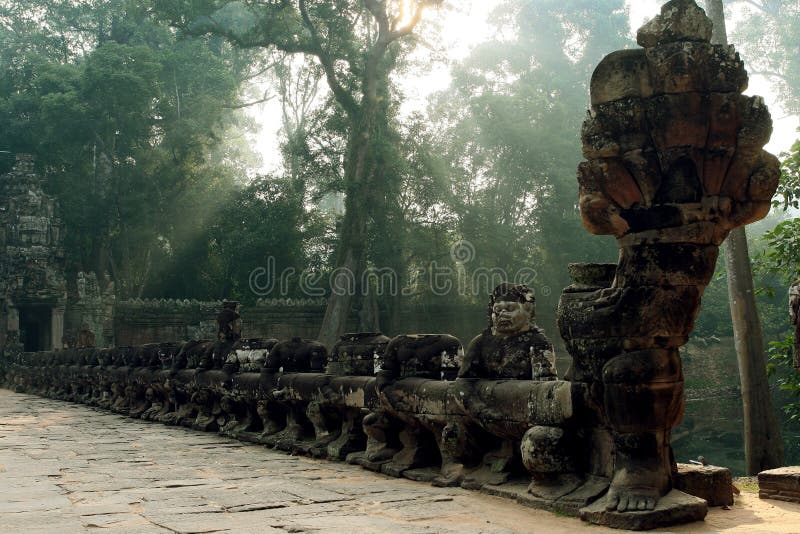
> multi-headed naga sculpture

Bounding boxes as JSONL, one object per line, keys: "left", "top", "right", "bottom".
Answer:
{"left": 559, "top": 0, "right": 779, "bottom": 525}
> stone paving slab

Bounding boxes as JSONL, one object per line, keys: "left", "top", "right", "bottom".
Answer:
{"left": 1, "top": 389, "right": 799, "bottom": 533}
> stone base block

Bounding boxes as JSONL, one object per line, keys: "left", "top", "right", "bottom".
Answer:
{"left": 344, "top": 451, "right": 388, "bottom": 472}
{"left": 759, "top": 466, "right": 800, "bottom": 504}
{"left": 674, "top": 463, "right": 733, "bottom": 506}
{"left": 483, "top": 476, "right": 609, "bottom": 517}
{"left": 403, "top": 467, "right": 439, "bottom": 483}
{"left": 580, "top": 490, "right": 707, "bottom": 531}
{"left": 551, "top": 476, "right": 609, "bottom": 516}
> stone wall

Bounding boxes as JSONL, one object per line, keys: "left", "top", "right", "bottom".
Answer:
{"left": 112, "top": 298, "right": 488, "bottom": 351}
{"left": 113, "top": 298, "right": 342, "bottom": 346}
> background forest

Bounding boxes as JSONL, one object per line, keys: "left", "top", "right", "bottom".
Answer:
{"left": 1, "top": 0, "right": 799, "bottom": 471}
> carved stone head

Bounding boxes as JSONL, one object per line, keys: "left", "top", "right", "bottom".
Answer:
{"left": 489, "top": 283, "right": 536, "bottom": 337}
{"left": 217, "top": 301, "right": 242, "bottom": 342}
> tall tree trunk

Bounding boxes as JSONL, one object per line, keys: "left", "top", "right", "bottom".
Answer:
{"left": 705, "top": 0, "right": 784, "bottom": 474}
{"left": 317, "top": 117, "right": 373, "bottom": 348}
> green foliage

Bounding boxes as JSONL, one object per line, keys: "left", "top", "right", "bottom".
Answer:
{"left": 756, "top": 218, "right": 800, "bottom": 286}
{"left": 731, "top": 0, "right": 800, "bottom": 114}
{"left": 751, "top": 125, "right": 800, "bottom": 456}
{"left": 767, "top": 334, "right": 800, "bottom": 460}
{"left": 0, "top": 0, "right": 251, "bottom": 297}
{"left": 773, "top": 139, "right": 800, "bottom": 210}
{"left": 147, "top": 175, "right": 329, "bottom": 301}
{"left": 421, "top": 0, "right": 629, "bottom": 315}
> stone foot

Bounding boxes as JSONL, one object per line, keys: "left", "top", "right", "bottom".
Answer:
{"left": 581, "top": 489, "right": 707, "bottom": 530}
{"left": 432, "top": 462, "right": 469, "bottom": 487}
{"left": 365, "top": 445, "right": 398, "bottom": 463}
{"left": 461, "top": 467, "right": 511, "bottom": 490}
{"left": 605, "top": 458, "right": 670, "bottom": 512}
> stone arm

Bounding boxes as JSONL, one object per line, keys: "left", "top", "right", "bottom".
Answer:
{"left": 457, "top": 334, "right": 486, "bottom": 379}
{"left": 264, "top": 344, "right": 285, "bottom": 373}
{"left": 309, "top": 347, "right": 327, "bottom": 373}
{"left": 530, "top": 328, "right": 557, "bottom": 381}
{"left": 455, "top": 334, "right": 505, "bottom": 421}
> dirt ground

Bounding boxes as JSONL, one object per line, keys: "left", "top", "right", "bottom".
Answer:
{"left": 1, "top": 389, "right": 799, "bottom": 533}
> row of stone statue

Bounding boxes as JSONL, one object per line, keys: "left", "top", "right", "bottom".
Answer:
{"left": 4, "top": 285, "right": 583, "bottom": 501}
{"left": 5, "top": 269, "right": 730, "bottom": 530}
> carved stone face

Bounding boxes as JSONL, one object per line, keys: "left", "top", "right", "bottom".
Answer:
{"left": 492, "top": 299, "right": 533, "bottom": 337}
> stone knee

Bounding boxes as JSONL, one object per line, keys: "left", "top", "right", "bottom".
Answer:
{"left": 306, "top": 400, "right": 334, "bottom": 440}
{"left": 521, "top": 425, "right": 577, "bottom": 478}
{"left": 441, "top": 421, "right": 483, "bottom": 466}
{"left": 362, "top": 410, "right": 394, "bottom": 443}
{"left": 602, "top": 349, "right": 684, "bottom": 434}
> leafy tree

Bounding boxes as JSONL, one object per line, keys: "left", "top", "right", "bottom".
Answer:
{"left": 157, "top": 0, "right": 444, "bottom": 346}
{"left": 422, "top": 0, "right": 629, "bottom": 327}
{"left": 729, "top": 0, "right": 800, "bottom": 114}
{"left": 0, "top": 0, "right": 253, "bottom": 297}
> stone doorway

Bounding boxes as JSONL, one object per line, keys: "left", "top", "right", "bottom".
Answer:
{"left": 18, "top": 305, "right": 53, "bottom": 351}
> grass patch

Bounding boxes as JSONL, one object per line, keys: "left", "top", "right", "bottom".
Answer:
{"left": 734, "top": 476, "right": 759, "bottom": 493}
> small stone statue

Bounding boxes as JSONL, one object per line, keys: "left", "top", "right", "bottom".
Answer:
{"left": 61, "top": 332, "right": 76, "bottom": 349}
{"left": 217, "top": 301, "right": 242, "bottom": 342}
{"left": 264, "top": 337, "right": 327, "bottom": 373}
{"left": 198, "top": 302, "right": 242, "bottom": 370}
{"left": 438, "top": 283, "right": 557, "bottom": 488}
{"left": 358, "top": 333, "right": 461, "bottom": 475}
{"left": 459, "top": 283, "right": 556, "bottom": 381}
{"left": 260, "top": 337, "right": 328, "bottom": 450}
{"left": 790, "top": 280, "right": 800, "bottom": 371}
{"left": 77, "top": 323, "right": 96, "bottom": 349}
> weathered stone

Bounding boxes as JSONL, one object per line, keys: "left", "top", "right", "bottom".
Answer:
{"left": 381, "top": 333, "right": 462, "bottom": 380}
{"left": 566, "top": 263, "right": 616, "bottom": 288}
{"left": 265, "top": 337, "right": 328, "bottom": 373}
{"left": 636, "top": 0, "right": 713, "bottom": 48}
{"left": 674, "top": 463, "right": 733, "bottom": 507}
{"left": 590, "top": 50, "right": 653, "bottom": 106}
{"left": 327, "top": 332, "right": 390, "bottom": 376}
{"left": 759, "top": 466, "right": 800, "bottom": 504}
{"left": 0, "top": 155, "right": 67, "bottom": 353}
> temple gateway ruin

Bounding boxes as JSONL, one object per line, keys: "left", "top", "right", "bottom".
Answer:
{"left": 0, "top": 1, "right": 791, "bottom": 530}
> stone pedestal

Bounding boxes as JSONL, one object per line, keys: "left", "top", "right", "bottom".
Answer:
{"left": 580, "top": 490, "right": 708, "bottom": 531}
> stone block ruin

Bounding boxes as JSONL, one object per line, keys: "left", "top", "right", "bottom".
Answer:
{"left": 0, "top": 1, "right": 785, "bottom": 530}
{"left": 0, "top": 154, "right": 67, "bottom": 353}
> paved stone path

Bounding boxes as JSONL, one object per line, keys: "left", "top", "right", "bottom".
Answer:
{"left": 1, "top": 390, "right": 799, "bottom": 533}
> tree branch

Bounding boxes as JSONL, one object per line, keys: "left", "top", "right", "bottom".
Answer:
{"left": 738, "top": 0, "right": 765, "bottom": 12}
{"left": 224, "top": 94, "right": 276, "bottom": 109}
{"left": 390, "top": 0, "right": 441, "bottom": 39}
{"left": 298, "top": 0, "right": 358, "bottom": 116}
